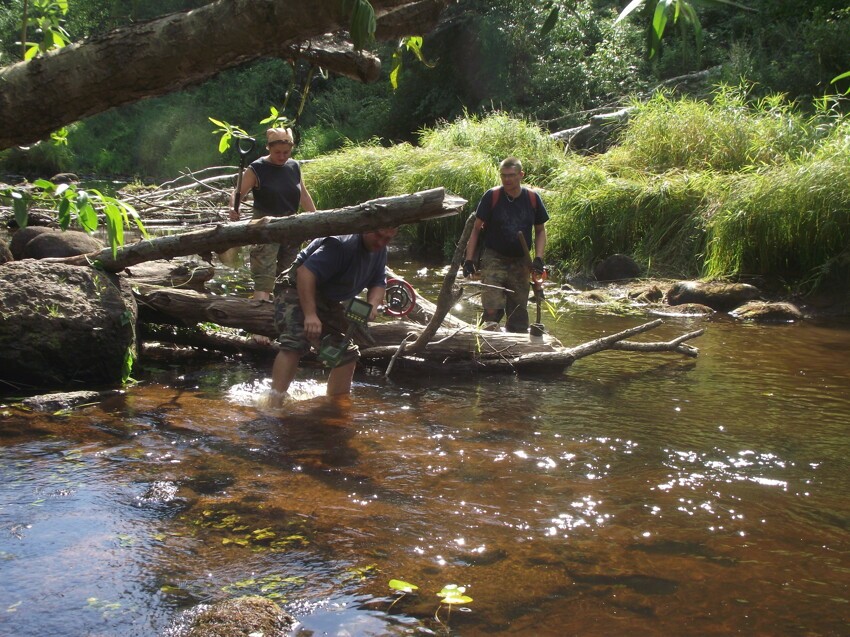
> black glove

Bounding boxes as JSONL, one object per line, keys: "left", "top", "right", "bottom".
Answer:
{"left": 462, "top": 260, "right": 476, "bottom": 278}
{"left": 531, "top": 256, "right": 545, "bottom": 275}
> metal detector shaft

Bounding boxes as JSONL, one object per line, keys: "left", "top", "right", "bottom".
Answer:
{"left": 516, "top": 231, "right": 544, "bottom": 302}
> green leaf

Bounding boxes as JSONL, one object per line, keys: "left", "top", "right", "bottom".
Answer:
{"left": 103, "top": 201, "right": 123, "bottom": 258}
{"left": 76, "top": 191, "right": 98, "bottom": 233}
{"left": 58, "top": 196, "right": 71, "bottom": 229}
{"left": 218, "top": 132, "right": 231, "bottom": 154}
{"left": 541, "top": 6, "right": 560, "bottom": 36}
{"left": 388, "top": 579, "right": 418, "bottom": 593}
{"left": 389, "top": 50, "right": 402, "bottom": 90}
{"left": 615, "top": 0, "right": 648, "bottom": 24}
{"left": 32, "top": 178, "right": 54, "bottom": 190}
{"left": 437, "top": 584, "right": 473, "bottom": 605}
{"left": 11, "top": 191, "right": 28, "bottom": 229}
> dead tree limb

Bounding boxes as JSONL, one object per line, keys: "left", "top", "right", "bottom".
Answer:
{"left": 406, "top": 211, "right": 476, "bottom": 353}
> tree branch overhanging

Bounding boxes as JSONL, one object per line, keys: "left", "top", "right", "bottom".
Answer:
{"left": 0, "top": 0, "right": 452, "bottom": 149}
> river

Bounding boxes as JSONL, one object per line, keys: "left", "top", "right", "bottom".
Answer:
{"left": 1, "top": 262, "right": 849, "bottom": 636}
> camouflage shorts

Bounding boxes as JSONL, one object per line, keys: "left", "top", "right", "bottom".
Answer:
{"left": 479, "top": 249, "right": 532, "bottom": 332}
{"left": 272, "top": 286, "right": 360, "bottom": 368}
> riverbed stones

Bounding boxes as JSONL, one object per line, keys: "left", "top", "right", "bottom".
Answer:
{"left": 0, "top": 260, "right": 137, "bottom": 390}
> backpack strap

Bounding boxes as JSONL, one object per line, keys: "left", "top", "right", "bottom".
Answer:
{"left": 491, "top": 186, "right": 538, "bottom": 209}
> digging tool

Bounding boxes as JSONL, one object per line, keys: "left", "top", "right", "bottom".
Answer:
{"left": 517, "top": 231, "right": 546, "bottom": 337}
{"left": 218, "top": 135, "right": 256, "bottom": 268}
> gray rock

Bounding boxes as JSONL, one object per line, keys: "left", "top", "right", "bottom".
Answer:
{"left": 0, "top": 261, "right": 137, "bottom": 390}
{"left": 593, "top": 254, "right": 642, "bottom": 282}
{"left": 10, "top": 226, "right": 103, "bottom": 259}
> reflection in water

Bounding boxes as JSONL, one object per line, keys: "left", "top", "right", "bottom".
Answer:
{"left": 1, "top": 311, "right": 849, "bottom": 636}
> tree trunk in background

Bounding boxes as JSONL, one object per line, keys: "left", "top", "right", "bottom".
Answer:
{"left": 0, "top": 0, "right": 450, "bottom": 149}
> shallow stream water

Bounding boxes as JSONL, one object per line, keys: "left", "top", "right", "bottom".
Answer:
{"left": 1, "top": 264, "right": 849, "bottom": 636}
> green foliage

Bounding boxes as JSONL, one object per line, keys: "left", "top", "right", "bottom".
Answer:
{"left": 703, "top": 123, "right": 850, "bottom": 289}
{"left": 0, "top": 178, "right": 148, "bottom": 256}
{"left": 601, "top": 86, "right": 822, "bottom": 173}
{"left": 21, "top": 0, "right": 72, "bottom": 60}
{"left": 418, "top": 111, "right": 563, "bottom": 182}
{"left": 341, "top": 0, "right": 376, "bottom": 50}
{"left": 301, "top": 141, "right": 393, "bottom": 210}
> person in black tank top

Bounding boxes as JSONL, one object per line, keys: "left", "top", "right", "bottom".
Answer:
{"left": 230, "top": 128, "right": 317, "bottom": 343}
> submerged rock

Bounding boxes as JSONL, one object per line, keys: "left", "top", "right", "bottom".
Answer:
{"left": 167, "top": 595, "right": 296, "bottom": 637}
{"left": 730, "top": 301, "right": 803, "bottom": 322}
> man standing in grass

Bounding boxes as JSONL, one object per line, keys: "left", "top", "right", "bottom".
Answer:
{"left": 463, "top": 157, "right": 549, "bottom": 333}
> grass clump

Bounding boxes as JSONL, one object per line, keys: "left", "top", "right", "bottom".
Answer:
{"left": 704, "top": 124, "right": 850, "bottom": 291}
{"left": 418, "top": 111, "right": 564, "bottom": 184}
{"left": 602, "top": 85, "right": 822, "bottom": 174}
{"left": 547, "top": 170, "right": 716, "bottom": 277}
{"left": 300, "top": 140, "right": 394, "bottom": 210}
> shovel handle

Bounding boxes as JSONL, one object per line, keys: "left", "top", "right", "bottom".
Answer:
{"left": 232, "top": 136, "right": 256, "bottom": 217}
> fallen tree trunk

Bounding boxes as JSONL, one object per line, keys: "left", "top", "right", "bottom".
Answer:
{"left": 134, "top": 284, "right": 703, "bottom": 374}
{"left": 49, "top": 188, "right": 463, "bottom": 272}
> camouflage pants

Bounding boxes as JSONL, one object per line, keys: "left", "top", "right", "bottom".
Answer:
{"left": 250, "top": 241, "right": 300, "bottom": 294}
{"left": 479, "top": 249, "right": 531, "bottom": 333}
{"left": 272, "top": 285, "right": 359, "bottom": 368}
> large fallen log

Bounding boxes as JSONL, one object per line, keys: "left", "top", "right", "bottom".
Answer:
{"left": 48, "top": 188, "right": 463, "bottom": 272}
{"left": 133, "top": 284, "right": 703, "bottom": 374}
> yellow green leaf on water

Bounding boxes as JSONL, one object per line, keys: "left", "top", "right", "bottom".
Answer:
{"left": 389, "top": 579, "right": 419, "bottom": 593}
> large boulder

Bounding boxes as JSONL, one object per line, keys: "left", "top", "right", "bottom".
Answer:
{"left": 0, "top": 261, "right": 137, "bottom": 391}
{"left": 593, "top": 254, "right": 642, "bottom": 282}
{"left": 666, "top": 280, "right": 761, "bottom": 312}
{"left": 9, "top": 226, "right": 103, "bottom": 260}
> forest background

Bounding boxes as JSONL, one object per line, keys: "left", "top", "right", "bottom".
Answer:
{"left": 1, "top": 0, "right": 849, "bottom": 295}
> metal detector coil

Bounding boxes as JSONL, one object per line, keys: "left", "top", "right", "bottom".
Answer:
{"left": 383, "top": 278, "right": 416, "bottom": 317}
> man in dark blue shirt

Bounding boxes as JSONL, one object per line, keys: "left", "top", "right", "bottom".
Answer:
{"left": 463, "top": 157, "right": 549, "bottom": 333}
{"left": 269, "top": 228, "right": 397, "bottom": 402}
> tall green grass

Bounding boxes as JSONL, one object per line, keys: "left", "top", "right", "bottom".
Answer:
{"left": 546, "top": 169, "right": 717, "bottom": 277}
{"left": 601, "top": 86, "right": 822, "bottom": 174}
{"left": 418, "top": 111, "right": 564, "bottom": 184}
{"left": 704, "top": 127, "right": 850, "bottom": 290}
{"left": 301, "top": 104, "right": 850, "bottom": 293}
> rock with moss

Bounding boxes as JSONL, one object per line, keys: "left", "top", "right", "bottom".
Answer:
{"left": 730, "top": 301, "right": 803, "bottom": 322}
{"left": 0, "top": 260, "right": 137, "bottom": 391}
{"left": 666, "top": 280, "right": 761, "bottom": 312}
{"left": 173, "top": 596, "right": 296, "bottom": 637}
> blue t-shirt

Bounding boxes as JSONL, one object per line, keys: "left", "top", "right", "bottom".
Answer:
{"left": 295, "top": 234, "right": 388, "bottom": 302}
{"left": 249, "top": 157, "right": 302, "bottom": 216}
{"left": 475, "top": 187, "right": 549, "bottom": 258}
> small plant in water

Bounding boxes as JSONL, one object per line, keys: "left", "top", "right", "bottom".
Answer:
{"left": 386, "top": 579, "right": 473, "bottom": 632}
{"left": 435, "top": 583, "right": 473, "bottom": 628}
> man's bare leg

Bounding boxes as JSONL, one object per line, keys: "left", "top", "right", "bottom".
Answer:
{"left": 269, "top": 350, "right": 300, "bottom": 405}
{"left": 326, "top": 361, "right": 356, "bottom": 396}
